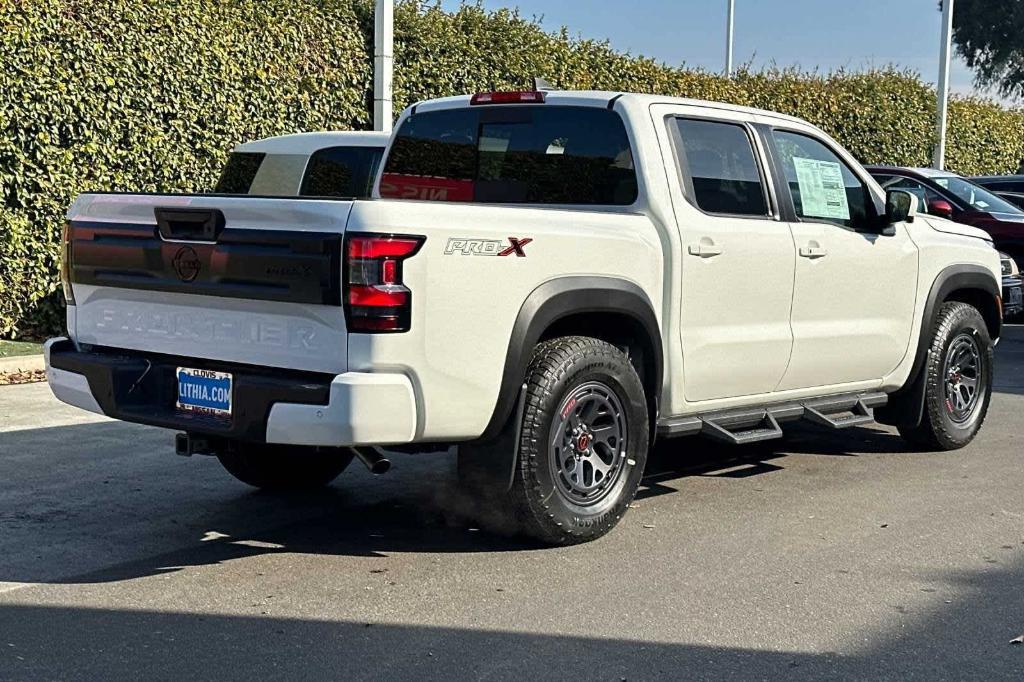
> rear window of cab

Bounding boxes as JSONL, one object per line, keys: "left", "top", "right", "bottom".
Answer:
{"left": 380, "top": 105, "right": 638, "bottom": 205}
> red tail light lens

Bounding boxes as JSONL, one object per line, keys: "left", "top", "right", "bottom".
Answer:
{"left": 345, "top": 234, "right": 424, "bottom": 333}
{"left": 470, "top": 91, "right": 547, "bottom": 105}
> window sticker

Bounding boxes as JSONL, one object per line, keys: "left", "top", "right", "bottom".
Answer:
{"left": 792, "top": 156, "right": 850, "bottom": 220}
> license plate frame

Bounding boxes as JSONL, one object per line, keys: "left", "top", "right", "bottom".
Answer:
{"left": 176, "top": 367, "right": 233, "bottom": 417}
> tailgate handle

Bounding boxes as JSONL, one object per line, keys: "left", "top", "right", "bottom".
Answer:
{"left": 155, "top": 207, "right": 225, "bottom": 242}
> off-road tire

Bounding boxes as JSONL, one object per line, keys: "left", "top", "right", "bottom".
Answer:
{"left": 216, "top": 443, "right": 354, "bottom": 490}
{"left": 502, "top": 336, "right": 649, "bottom": 544}
{"left": 898, "top": 302, "right": 993, "bottom": 450}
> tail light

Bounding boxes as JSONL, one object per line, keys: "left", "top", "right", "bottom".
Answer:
{"left": 345, "top": 234, "right": 424, "bottom": 333}
{"left": 470, "top": 91, "right": 546, "bottom": 105}
{"left": 61, "top": 221, "right": 76, "bottom": 305}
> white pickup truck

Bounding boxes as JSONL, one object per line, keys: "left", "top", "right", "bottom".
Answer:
{"left": 47, "top": 90, "right": 1002, "bottom": 544}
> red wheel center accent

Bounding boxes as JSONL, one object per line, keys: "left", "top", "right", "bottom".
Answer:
{"left": 577, "top": 434, "right": 591, "bottom": 451}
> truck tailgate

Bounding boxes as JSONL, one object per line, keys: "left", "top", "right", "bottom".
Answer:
{"left": 66, "top": 193, "right": 353, "bottom": 374}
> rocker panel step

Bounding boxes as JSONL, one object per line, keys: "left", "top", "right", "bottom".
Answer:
{"left": 803, "top": 398, "right": 874, "bottom": 429}
{"left": 702, "top": 411, "right": 783, "bottom": 445}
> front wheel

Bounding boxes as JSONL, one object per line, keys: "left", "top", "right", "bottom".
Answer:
{"left": 216, "top": 443, "right": 354, "bottom": 490}
{"left": 899, "top": 302, "right": 993, "bottom": 450}
{"left": 506, "top": 336, "right": 649, "bottom": 544}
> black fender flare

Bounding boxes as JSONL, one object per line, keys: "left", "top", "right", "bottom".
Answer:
{"left": 876, "top": 264, "right": 1001, "bottom": 428}
{"left": 478, "top": 276, "right": 663, "bottom": 442}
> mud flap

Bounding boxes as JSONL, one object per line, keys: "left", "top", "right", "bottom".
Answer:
{"left": 457, "top": 383, "right": 527, "bottom": 495}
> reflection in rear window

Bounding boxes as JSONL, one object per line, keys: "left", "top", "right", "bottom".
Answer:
{"left": 381, "top": 106, "right": 637, "bottom": 205}
{"left": 214, "top": 152, "right": 265, "bottom": 194}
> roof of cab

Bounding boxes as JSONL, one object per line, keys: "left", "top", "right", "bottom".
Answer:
{"left": 234, "top": 131, "right": 390, "bottom": 155}
{"left": 408, "top": 90, "right": 811, "bottom": 127}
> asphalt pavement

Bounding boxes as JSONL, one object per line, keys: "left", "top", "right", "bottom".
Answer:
{"left": 2, "top": 330, "right": 1024, "bottom": 680}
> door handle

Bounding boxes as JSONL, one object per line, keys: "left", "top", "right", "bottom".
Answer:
{"left": 688, "top": 241, "right": 723, "bottom": 258}
{"left": 798, "top": 244, "right": 828, "bottom": 259}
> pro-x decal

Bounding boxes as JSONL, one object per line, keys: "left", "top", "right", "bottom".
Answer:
{"left": 444, "top": 237, "right": 533, "bottom": 257}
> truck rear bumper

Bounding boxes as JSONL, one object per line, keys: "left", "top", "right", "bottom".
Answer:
{"left": 44, "top": 338, "right": 417, "bottom": 447}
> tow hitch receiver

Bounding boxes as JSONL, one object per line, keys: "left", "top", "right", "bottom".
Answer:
{"left": 175, "top": 433, "right": 214, "bottom": 457}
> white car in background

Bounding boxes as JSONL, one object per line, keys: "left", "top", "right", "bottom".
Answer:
{"left": 214, "top": 131, "right": 389, "bottom": 197}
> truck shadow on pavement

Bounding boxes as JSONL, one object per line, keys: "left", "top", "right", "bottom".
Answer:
{"left": 1, "top": 416, "right": 927, "bottom": 587}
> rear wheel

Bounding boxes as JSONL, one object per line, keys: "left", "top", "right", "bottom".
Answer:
{"left": 462, "top": 336, "right": 649, "bottom": 545}
{"left": 216, "top": 443, "right": 354, "bottom": 490}
{"left": 898, "top": 302, "right": 993, "bottom": 450}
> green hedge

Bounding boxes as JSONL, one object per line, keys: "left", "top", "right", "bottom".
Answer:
{"left": 3, "top": 0, "right": 1024, "bottom": 337}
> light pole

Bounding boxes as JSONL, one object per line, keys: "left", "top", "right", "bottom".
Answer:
{"left": 374, "top": 0, "right": 394, "bottom": 133}
{"left": 725, "top": 0, "right": 735, "bottom": 77}
{"left": 933, "top": 0, "right": 954, "bottom": 169}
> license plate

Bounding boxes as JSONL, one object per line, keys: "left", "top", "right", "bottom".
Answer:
{"left": 176, "top": 367, "right": 232, "bottom": 417}
{"left": 1011, "top": 287, "right": 1023, "bottom": 306}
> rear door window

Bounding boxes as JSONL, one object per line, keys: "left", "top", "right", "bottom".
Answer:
{"left": 214, "top": 152, "right": 265, "bottom": 194}
{"left": 300, "top": 146, "right": 384, "bottom": 198}
{"left": 673, "top": 118, "right": 769, "bottom": 216}
{"left": 381, "top": 106, "right": 637, "bottom": 205}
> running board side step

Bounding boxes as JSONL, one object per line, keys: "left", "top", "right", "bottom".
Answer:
{"left": 803, "top": 398, "right": 874, "bottom": 429}
{"left": 656, "top": 391, "right": 888, "bottom": 441}
{"left": 702, "top": 410, "right": 783, "bottom": 445}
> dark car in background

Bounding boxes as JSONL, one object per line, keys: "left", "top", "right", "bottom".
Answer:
{"left": 970, "top": 174, "right": 1024, "bottom": 194}
{"left": 970, "top": 174, "right": 1024, "bottom": 212}
{"left": 866, "top": 166, "right": 1024, "bottom": 265}
{"left": 1000, "top": 251, "right": 1023, "bottom": 319}
{"left": 867, "top": 166, "right": 1024, "bottom": 320}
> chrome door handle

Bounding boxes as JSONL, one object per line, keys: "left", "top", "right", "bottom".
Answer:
{"left": 798, "top": 244, "right": 828, "bottom": 259}
{"left": 688, "top": 242, "right": 723, "bottom": 258}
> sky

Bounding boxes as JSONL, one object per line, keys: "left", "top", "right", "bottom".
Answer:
{"left": 439, "top": 0, "right": 1013, "bottom": 104}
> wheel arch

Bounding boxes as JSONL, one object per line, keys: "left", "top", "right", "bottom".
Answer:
{"left": 479, "top": 276, "right": 663, "bottom": 442}
{"left": 877, "top": 263, "right": 1000, "bottom": 428}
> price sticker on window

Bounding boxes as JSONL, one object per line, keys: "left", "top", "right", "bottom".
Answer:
{"left": 793, "top": 157, "right": 850, "bottom": 220}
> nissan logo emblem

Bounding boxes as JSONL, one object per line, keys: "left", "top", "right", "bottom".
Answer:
{"left": 172, "top": 246, "right": 202, "bottom": 283}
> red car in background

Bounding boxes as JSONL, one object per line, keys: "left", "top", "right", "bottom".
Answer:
{"left": 866, "top": 166, "right": 1024, "bottom": 265}
{"left": 867, "top": 166, "right": 1024, "bottom": 319}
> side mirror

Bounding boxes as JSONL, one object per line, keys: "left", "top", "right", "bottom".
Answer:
{"left": 928, "top": 198, "right": 954, "bottom": 219}
{"left": 885, "top": 189, "right": 918, "bottom": 224}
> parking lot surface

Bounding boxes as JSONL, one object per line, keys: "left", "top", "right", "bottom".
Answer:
{"left": 2, "top": 330, "right": 1024, "bottom": 680}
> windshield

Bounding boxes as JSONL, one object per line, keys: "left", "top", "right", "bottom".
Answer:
{"left": 934, "top": 176, "right": 1023, "bottom": 214}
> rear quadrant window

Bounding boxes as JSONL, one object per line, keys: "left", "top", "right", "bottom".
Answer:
{"left": 300, "top": 146, "right": 384, "bottom": 198}
{"left": 381, "top": 106, "right": 637, "bottom": 205}
{"left": 674, "top": 118, "right": 769, "bottom": 216}
{"left": 214, "top": 152, "right": 265, "bottom": 194}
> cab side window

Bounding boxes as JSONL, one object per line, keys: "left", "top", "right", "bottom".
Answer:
{"left": 771, "top": 130, "right": 873, "bottom": 230}
{"left": 674, "top": 118, "right": 769, "bottom": 217}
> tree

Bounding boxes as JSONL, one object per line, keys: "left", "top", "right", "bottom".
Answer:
{"left": 947, "top": 0, "right": 1024, "bottom": 99}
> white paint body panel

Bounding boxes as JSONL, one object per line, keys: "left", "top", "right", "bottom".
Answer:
{"left": 267, "top": 372, "right": 416, "bottom": 446}
{"left": 44, "top": 338, "right": 104, "bottom": 415}
{"left": 72, "top": 284, "right": 348, "bottom": 375}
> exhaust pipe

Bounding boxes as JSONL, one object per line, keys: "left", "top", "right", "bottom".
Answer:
{"left": 351, "top": 447, "right": 391, "bottom": 475}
